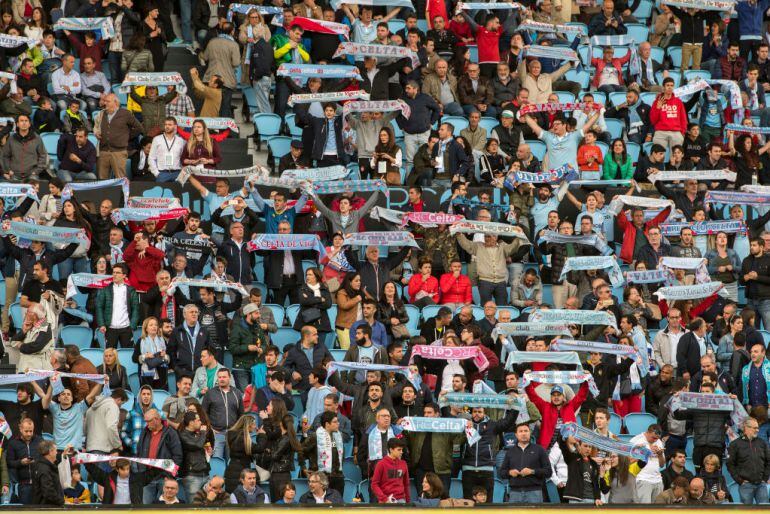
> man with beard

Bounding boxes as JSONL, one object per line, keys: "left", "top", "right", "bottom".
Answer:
{"left": 531, "top": 182, "right": 569, "bottom": 237}
{"left": 645, "top": 364, "right": 674, "bottom": 417}
{"left": 171, "top": 213, "right": 213, "bottom": 276}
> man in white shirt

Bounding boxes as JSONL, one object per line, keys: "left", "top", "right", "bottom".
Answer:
{"left": 51, "top": 54, "right": 84, "bottom": 112}
{"left": 96, "top": 263, "right": 140, "bottom": 349}
{"left": 630, "top": 424, "right": 666, "bottom": 503}
{"left": 149, "top": 117, "right": 186, "bottom": 182}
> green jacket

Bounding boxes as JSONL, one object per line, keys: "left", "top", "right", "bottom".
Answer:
{"left": 230, "top": 318, "right": 268, "bottom": 369}
{"left": 406, "top": 431, "right": 465, "bottom": 475}
{"left": 95, "top": 283, "right": 141, "bottom": 330}
{"left": 129, "top": 88, "right": 177, "bottom": 134}
{"left": 602, "top": 154, "right": 634, "bottom": 180}
{"left": 269, "top": 33, "right": 310, "bottom": 65}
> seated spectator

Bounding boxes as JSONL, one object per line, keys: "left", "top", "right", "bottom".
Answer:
{"left": 591, "top": 46, "right": 631, "bottom": 94}
{"left": 577, "top": 130, "right": 603, "bottom": 172}
{"left": 602, "top": 138, "right": 633, "bottom": 179}
{"left": 61, "top": 98, "right": 91, "bottom": 134}
{"left": 56, "top": 128, "right": 97, "bottom": 182}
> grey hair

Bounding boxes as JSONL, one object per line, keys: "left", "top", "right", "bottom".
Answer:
{"left": 700, "top": 353, "right": 716, "bottom": 364}
{"left": 183, "top": 303, "right": 199, "bottom": 315}
{"left": 27, "top": 303, "right": 45, "bottom": 320}
{"left": 52, "top": 349, "right": 66, "bottom": 368}
{"left": 309, "top": 471, "right": 329, "bottom": 490}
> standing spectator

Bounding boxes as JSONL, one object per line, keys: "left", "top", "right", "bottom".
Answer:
{"left": 499, "top": 423, "right": 552, "bottom": 503}
{"left": 202, "top": 368, "right": 243, "bottom": 460}
{"left": 740, "top": 237, "right": 770, "bottom": 330}
{"left": 96, "top": 263, "right": 140, "bottom": 349}
{"left": 6, "top": 418, "right": 42, "bottom": 504}
{"left": 148, "top": 117, "right": 185, "bottom": 182}
{"left": 201, "top": 23, "right": 241, "bottom": 117}
{"left": 397, "top": 80, "right": 441, "bottom": 164}
{"left": 168, "top": 304, "right": 212, "bottom": 376}
{"left": 559, "top": 437, "right": 609, "bottom": 504}
{"left": 51, "top": 54, "right": 82, "bottom": 113}
{"left": 727, "top": 417, "right": 770, "bottom": 504}
{"left": 30, "top": 441, "right": 64, "bottom": 506}
{"left": 630, "top": 424, "right": 667, "bottom": 503}
{"left": 94, "top": 94, "right": 143, "bottom": 179}
{"left": 1, "top": 114, "right": 47, "bottom": 181}
{"left": 137, "top": 409, "right": 183, "bottom": 503}
{"left": 650, "top": 77, "right": 688, "bottom": 151}
{"left": 740, "top": 342, "right": 770, "bottom": 409}
{"left": 371, "top": 438, "right": 410, "bottom": 503}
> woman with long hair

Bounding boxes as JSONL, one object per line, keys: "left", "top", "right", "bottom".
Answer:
{"left": 137, "top": 316, "right": 169, "bottom": 390}
{"left": 602, "top": 138, "right": 633, "bottom": 179}
{"left": 238, "top": 9, "right": 271, "bottom": 86}
{"left": 705, "top": 231, "right": 741, "bottom": 302}
{"left": 54, "top": 199, "right": 91, "bottom": 278}
{"left": 257, "top": 413, "right": 303, "bottom": 501}
{"left": 225, "top": 414, "right": 258, "bottom": 492}
{"left": 23, "top": 7, "right": 47, "bottom": 40}
{"left": 181, "top": 119, "right": 221, "bottom": 169}
{"left": 293, "top": 267, "right": 333, "bottom": 343}
{"left": 414, "top": 472, "right": 445, "bottom": 506}
{"left": 260, "top": 397, "right": 290, "bottom": 439}
{"left": 178, "top": 410, "right": 211, "bottom": 504}
{"left": 716, "top": 314, "right": 744, "bottom": 373}
{"left": 371, "top": 126, "right": 402, "bottom": 185}
{"left": 142, "top": 4, "right": 164, "bottom": 72}
{"left": 605, "top": 454, "right": 635, "bottom": 503}
{"left": 377, "top": 281, "right": 409, "bottom": 342}
{"left": 97, "top": 347, "right": 128, "bottom": 391}
{"left": 121, "top": 33, "right": 154, "bottom": 74}
{"left": 335, "top": 272, "right": 369, "bottom": 350}
{"left": 729, "top": 133, "right": 770, "bottom": 189}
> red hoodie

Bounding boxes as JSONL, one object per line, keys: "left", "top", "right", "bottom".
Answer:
{"left": 123, "top": 241, "right": 165, "bottom": 293}
{"left": 649, "top": 94, "right": 688, "bottom": 134}
{"left": 371, "top": 455, "right": 410, "bottom": 503}
{"left": 526, "top": 381, "right": 589, "bottom": 448}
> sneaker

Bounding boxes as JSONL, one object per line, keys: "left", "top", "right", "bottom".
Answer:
{"left": 170, "top": 38, "right": 184, "bottom": 45}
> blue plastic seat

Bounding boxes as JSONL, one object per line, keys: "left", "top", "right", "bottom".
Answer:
{"left": 118, "top": 349, "right": 138, "bottom": 376}
{"left": 0, "top": 390, "right": 17, "bottom": 402}
{"left": 608, "top": 91, "right": 627, "bottom": 107}
{"left": 41, "top": 132, "right": 60, "bottom": 156}
{"left": 60, "top": 326, "right": 93, "bottom": 350}
{"left": 252, "top": 112, "right": 282, "bottom": 149}
{"left": 267, "top": 136, "right": 293, "bottom": 170}
{"left": 605, "top": 118, "right": 624, "bottom": 140}
{"left": 624, "top": 412, "right": 657, "bottom": 436}
{"left": 81, "top": 348, "right": 104, "bottom": 367}
{"left": 667, "top": 47, "right": 683, "bottom": 68}
{"left": 264, "top": 304, "right": 285, "bottom": 326}
{"left": 209, "top": 456, "right": 226, "bottom": 479}
{"left": 527, "top": 140, "right": 546, "bottom": 161}
{"left": 479, "top": 116, "right": 498, "bottom": 134}
{"left": 441, "top": 115, "right": 469, "bottom": 135}
{"left": 556, "top": 91, "right": 575, "bottom": 104}
{"left": 625, "top": 23, "right": 649, "bottom": 43}
{"left": 627, "top": 142, "right": 641, "bottom": 165}
{"left": 609, "top": 412, "right": 622, "bottom": 434}
{"left": 272, "top": 327, "right": 300, "bottom": 351}
{"left": 405, "top": 304, "right": 420, "bottom": 332}
{"left": 285, "top": 304, "right": 300, "bottom": 326}
{"left": 285, "top": 113, "right": 302, "bottom": 138}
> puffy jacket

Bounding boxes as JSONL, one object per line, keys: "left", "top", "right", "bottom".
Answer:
{"left": 461, "top": 410, "right": 517, "bottom": 469}
{"left": 673, "top": 409, "right": 730, "bottom": 448}
{"left": 727, "top": 435, "right": 770, "bottom": 484}
{"left": 135, "top": 423, "right": 184, "bottom": 482}
{"left": 526, "top": 382, "right": 589, "bottom": 448}
{"left": 178, "top": 430, "right": 210, "bottom": 477}
{"left": 720, "top": 56, "right": 746, "bottom": 82}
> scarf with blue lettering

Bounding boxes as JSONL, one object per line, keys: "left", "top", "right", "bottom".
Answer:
{"left": 472, "top": 380, "right": 530, "bottom": 423}
{"left": 311, "top": 179, "right": 388, "bottom": 197}
{"left": 659, "top": 256, "right": 710, "bottom": 284}
{"left": 0, "top": 183, "right": 38, "bottom": 201}
{"left": 560, "top": 422, "right": 653, "bottom": 461}
{"left": 520, "top": 370, "right": 600, "bottom": 396}
{"left": 493, "top": 323, "right": 572, "bottom": 339}
{"left": 398, "top": 416, "right": 481, "bottom": 445}
{"left": 316, "top": 426, "right": 344, "bottom": 473}
{"left": 559, "top": 256, "right": 624, "bottom": 287}
{"left": 504, "top": 350, "right": 583, "bottom": 371}
{"left": 328, "top": 361, "right": 421, "bottom": 389}
{"left": 523, "top": 45, "right": 580, "bottom": 62}
{"left": 227, "top": 4, "right": 283, "bottom": 21}
{"left": 705, "top": 190, "right": 770, "bottom": 207}
{"left": 247, "top": 234, "right": 327, "bottom": 258}
{"left": 343, "top": 231, "right": 420, "bottom": 248}
{"left": 660, "top": 220, "right": 747, "bottom": 236}
{"left": 529, "top": 308, "right": 617, "bottom": 328}
{"left": 282, "top": 165, "right": 348, "bottom": 181}
{"left": 653, "top": 281, "right": 724, "bottom": 301}
{"left": 537, "top": 230, "right": 613, "bottom": 256}
{"left": 111, "top": 207, "right": 189, "bottom": 224}
{"left": 119, "top": 72, "right": 187, "bottom": 93}
{"left": 451, "top": 196, "right": 511, "bottom": 213}
{"left": 504, "top": 164, "right": 578, "bottom": 186}
{"left": 277, "top": 63, "right": 362, "bottom": 79}
{"left": 625, "top": 269, "right": 674, "bottom": 285}
{"left": 1, "top": 221, "right": 88, "bottom": 245}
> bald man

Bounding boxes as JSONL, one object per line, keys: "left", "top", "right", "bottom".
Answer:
{"left": 688, "top": 478, "right": 717, "bottom": 505}
{"left": 192, "top": 477, "right": 231, "bottom": 505}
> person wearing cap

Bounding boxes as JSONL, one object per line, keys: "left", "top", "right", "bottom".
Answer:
{"left": 525, "top": 379, "right": 589, "bottom": 450}
{"left": 278, "top": 140, "right": 308, "bottom": 173}
{"left": 491, "top": 109, "right": 523, "bottom": 157}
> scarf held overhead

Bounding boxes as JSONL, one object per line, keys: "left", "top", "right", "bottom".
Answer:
{"left": 277, "top": 63, "right": 362, "bottom": 80}
{"left": 529, "top": 308, "right": 618, "bottom": 328}
{"left": 398, "top": 416, "right": 481, "bottom": 445}
{"left": 342, "top": 99, "right": 411, "bottom": 119}
{"left": 247, "top": 234, "right": 327, "bottom": 257}
{"left": 119, "top": 72, "right": 187, "bottom": 94}
{"left": 343, "top": 231, "right": 420, "bottom": 248}
{"left": 288, "top": 90, "right": 370, "bottom": 106}
{"left": 560, "top": 423, "right": 653, "bottom": 461}
{"left": 520, "top": 370, "right": 600, "bottom": 396}
{"left": 409, "top": 344, "right": 489, "bottom": 371}
{"left": 333, "top": 42, "right": 419, "bottom": 67}
{"left": 53, "top": 17, "right": 116, "bottom": 38}
{"left": 559, "top": 256, "right": 624, "bottom": 287}
{"left": 74, "top": 453, "right": 179, "bottom": 476}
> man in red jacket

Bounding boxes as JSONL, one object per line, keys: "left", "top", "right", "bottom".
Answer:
{"left": 616, "top": 204, "right": 673, "bottom": 264}
{"left": 650, "top": 77, "right": 688, "bottom": 152}
{"left": 371, "top": 438, "right": 410, "bottom": 503}
{"left": 526, "top": 382, "right": 589, "bottom": 448}
{"left": 123, "top": 232, "right": 166, "bottom": 293}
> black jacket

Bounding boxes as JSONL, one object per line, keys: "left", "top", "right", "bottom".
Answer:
{"left": 344, "top": 246, "right": 410, "bottom": 301}
{"left": 263, "top": 248, "right": 307, "bottom": 289}
{"left": 461, "top": 411, "right": 518, "bottom": 469}
{"left": 84, "top": 463, "right": 145, "bottom": 504}
{"left": 356, "top": 62, "right": 400, "bottom": 101}
{"left": 248, "top": 38, "right": 274, "bottom": 81}
{"left": 309, "top": 115, "right": 345, "bottom": 162}
{"left": 179, "top": 429, "right": 210, "bottom": 477}
{"left": 689, "top": 369, "right": 737, "bottom": 396}
{"left": 645, "top": 377, "right": 673, "bottom": 418}
{"left": 217, "top": 238, "right": 254, "bottom": 284}
{"left": 727, "top": 436, "right": 770, "bottom": 484}
{"left": 676, "top": 332, "right": 704, "bottom": 378}
{"left": 192, "top": 0, "right": 227, "bottom": 32}
{"left": 397, "top": 93, "right": 441, "bottom": 135}
{"left": 606, "top": 101, "right": 651, "bottom": 141}
{"left": 225, "top": 429, "right": 256, "bottom": 491}
{"left": 299, "top": 488, "right": 343, "bottom": 504}
{"left": 293, "top": 283, "right": 333, "bottom": 332}
{"left": 167, "top": 323, "right": 211, "bottom": 376}
{"left": 283, "top": 342, "right": 332, "bottom": 391}
{"left": 499, "top": 442, "right": 552, "bottom": 490}
{"left": 136, "top": 423, "right": 184, "bottom": 482}
{"left": 661, "top": 464, "right": 695, "bottom": 490}
{"left": 6, "top": 436, "right": 42, "bottom": 484}
{"left": 30, "top": 458, "right": 63, "bottom": 506}
{"left": 430, "top": 138, "right": 472, "bottom": 181}
{"left": 1, "top": 237, "right": 78, "bottom": 289}
{"left": 674, "top": 408, "right": 731, "bottom": 448}
{"left": 584, "top": 357, "right": 634, "bottom": 410}
{"left": 559, "top": 439, "right": 610, "bottom": 501}
{"left": 739, "top": 252, "right": 770, "bottom": 300}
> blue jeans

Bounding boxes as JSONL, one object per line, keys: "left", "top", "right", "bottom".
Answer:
{"left": 213, "top": 430, "right": 228, "bottom": 460}
{"left": 57, "top": 169, "right": 97, "bottom": 182}
{"left": 197, "top": 29, "right": 210, "bottom": 47}
{"left": 739, "top": 482, "right": 769, "bottom": 505}
{"left": 58, "top": 256, "right": 89, "bottom": 280}
{"left": 179, "top": 0, "right": 193, "bottom": 43}
{"left": 507, "top": 489, "right": 543, "bottom": 503}
{"left": 108, "top": 52, "right": 123, "bottom": 84}
{"left": 443, "top": 102, "right": 463, "bottom": 116}
{"left": 181, "top": 475, "right": 208, "bottom": 504}
{"left": 252, "top": 77, "right": 271, "bottom": 114}
{"left": 747, "top": 298, "right": 770, "bottom": 330}
{"left": 478, "top": 280, "right": 507, "bottom": 306}
{"left": 143, "top": 478, "right": 166, "bottom": 504}
{"left": 156, "top": 171, "right": 181, "bottom": 182}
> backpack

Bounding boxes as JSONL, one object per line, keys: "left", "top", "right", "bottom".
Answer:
{"left": 249, "top": 38, "right": 274, "bottom": 81}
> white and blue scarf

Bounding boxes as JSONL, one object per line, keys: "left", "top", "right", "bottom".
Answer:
{"left": 559, "top": 256, "right": 624, "bottom": 286}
